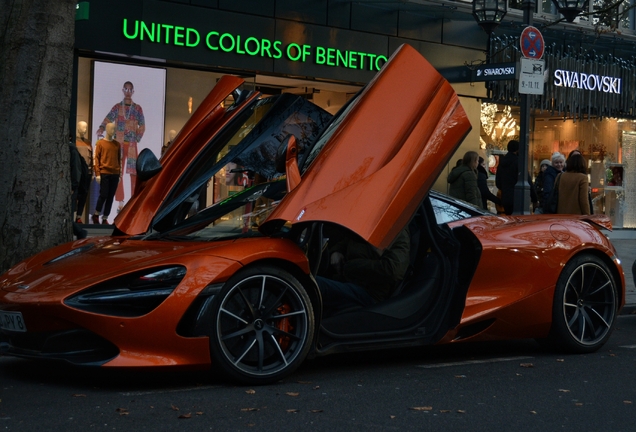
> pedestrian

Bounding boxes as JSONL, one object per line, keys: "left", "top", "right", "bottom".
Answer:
{"left": 447, "top": 151, "right": 482, "bottom": 208}
{"left": 541, "top": 152, "right": 565, "bottom": 211}
{"left": 69, "top": 138, "right": 87, "bottom": 239}
{"left": 557, "top": 152, "right": 590, "bottom": 215}
{"left": 477, "top": 156, "right": 501, "bottom": 211}
{"left": 533, "top": 159, "right": 551, "bottom": 213}
{"left": 495, "top": 140, "right": 519, "bottom": 215}
{"left": 92, "top": 123, "right": 121, "bottom": 225}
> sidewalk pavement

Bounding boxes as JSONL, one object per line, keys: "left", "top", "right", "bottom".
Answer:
{"left": 83, "top": 225, "right": 636, "bottom": 312}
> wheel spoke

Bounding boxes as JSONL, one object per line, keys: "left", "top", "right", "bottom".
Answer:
{"left": 567, "top": 307, "right": 580, "bottom": 328}
{"left": 232, "top": 338, "right": 257, "bottom": 366}
{"left": 586, "top": 306, "right": 611, "bottom": 329}
{"left": 236, "top": 287, "right": 257, "bottom": 319}
{"left": 270, "top": 326, "right": 302, "bottom": 341}
{"left": 586, "top": 280, "right": 611, "bottom": 297}
{"left": 256, "top": 332, "right": 265, "bottom": 372}
{"left": 268, "top": 309, "right": 307, "bottom": 319}
{"left": 258, "top": 276, "right": 266, "bottom": 309}
{"left": 268, "top": 333, "right": 289, "bottom": 366}
{"left": 220, "top": 307, "right": 249, "bottom": 324}
{"left": 221, "top": 326, "right": 253, "bottom": 342}
{"left": 262, "top": 286, "right": 289, "bottom": 317}
{"left": 576, "top": 310, "right": 586, "bottom": 341}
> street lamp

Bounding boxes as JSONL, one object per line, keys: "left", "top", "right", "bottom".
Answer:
{"left": 472, "top": 0, "right": 508, "bottom": 34}
{"left": 551, "top": 0, "right": 588, "bottom": 22}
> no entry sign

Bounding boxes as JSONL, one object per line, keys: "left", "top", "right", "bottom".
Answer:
{"left": 520, "top": 26, "right": 544, "bottom": 59}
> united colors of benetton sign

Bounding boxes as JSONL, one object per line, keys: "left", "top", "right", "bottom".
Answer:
{"left": 122, "top": 19, "right": 388, "bottom": 72}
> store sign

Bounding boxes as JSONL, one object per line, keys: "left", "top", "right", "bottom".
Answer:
{"left": 553, "top": 69, "right": 622, "bottom": 94}
{"left": 122, "top": 19, "right": 388, "bottom": 71}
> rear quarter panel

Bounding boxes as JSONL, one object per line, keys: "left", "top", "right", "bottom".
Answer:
{"left": 440, "top": 215, "right": 624, "bottom": 342}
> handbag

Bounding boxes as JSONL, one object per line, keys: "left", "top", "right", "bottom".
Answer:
{"left": 543, "top": 173, "right": 562, "bottom": 214}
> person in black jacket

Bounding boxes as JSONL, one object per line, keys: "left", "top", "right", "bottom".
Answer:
{"left": 69, "top": 139, "right": 88, "bottom": 239}
{"left": 477, "top": 156, "right": 501, "bottom": 211}
{"left": 495, "top": 140, "right": 519, "bottom": 215}
{"left": 494, "top": 140, "right": 538, "bottom": 214}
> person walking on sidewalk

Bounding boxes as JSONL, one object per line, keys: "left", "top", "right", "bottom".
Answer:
{"left": 92, "top": 123, "right": 121, "bottom": 225}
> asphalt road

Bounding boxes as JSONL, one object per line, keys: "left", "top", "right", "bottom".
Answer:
{"left": 2, "top": 315, "right": 636, "bottom": 431}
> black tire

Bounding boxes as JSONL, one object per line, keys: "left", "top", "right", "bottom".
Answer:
{"left": 544, "top": 254, "right": 618, "bottom": 353}
{"left": 208, "top": 265, "right": 315, "bottom": 385}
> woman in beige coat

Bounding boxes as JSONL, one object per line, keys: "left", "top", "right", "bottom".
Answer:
{"left": 557, "top": 153, "right": 590, "bottom": 215}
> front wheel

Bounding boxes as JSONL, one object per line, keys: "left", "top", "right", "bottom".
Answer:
{"left": 544, "top": 254, "right": 618, "bottom": 353}
{"left": 208, "top": 265, "right": 315, "bottom": 385}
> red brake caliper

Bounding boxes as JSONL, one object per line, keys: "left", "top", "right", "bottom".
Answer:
{"left": 276, "top": 304, "right": 293, "bottom": 351}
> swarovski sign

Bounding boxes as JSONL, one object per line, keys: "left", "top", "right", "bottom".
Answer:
{"left": 478, "top": 65, "right": 515, "bottom": 77}
{"left": 553, "top": 69, "right": 622, "bottom": 94}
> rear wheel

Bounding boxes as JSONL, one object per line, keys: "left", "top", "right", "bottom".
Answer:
{"left": 208, "top": 265, "right": 315, "bottom": 385}
{"left": 544, "top": 254, "right": 618, "bottom": 353}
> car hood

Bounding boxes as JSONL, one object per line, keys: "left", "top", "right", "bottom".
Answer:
{"left": 0, "top": 237, "right": 234, "bottom": 295}
{"left": 262, "top": 44, "right": 472, "bottom": 249}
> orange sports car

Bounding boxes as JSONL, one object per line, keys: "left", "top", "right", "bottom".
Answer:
{"left": 0, "top": 44, "right": 625, "bottom": 385}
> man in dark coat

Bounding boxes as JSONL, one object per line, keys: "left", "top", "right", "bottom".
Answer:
{"left": 495, "top": 140, "right": 520, "bottom": 215}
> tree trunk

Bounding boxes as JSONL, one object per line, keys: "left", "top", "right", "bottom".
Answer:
{"left": 0, "top": 0, "right": 77, "bottom": 273}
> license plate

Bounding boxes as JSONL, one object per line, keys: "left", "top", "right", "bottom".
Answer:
{"left": 0, "top": 311, "right": 27, "bottom": 332}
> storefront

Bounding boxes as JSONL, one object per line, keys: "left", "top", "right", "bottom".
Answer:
{"left": 479, "top": 33, "right": 636, "bottom": 227}
{"left": 72, "top": 0, "right": 487, "bottom": 224}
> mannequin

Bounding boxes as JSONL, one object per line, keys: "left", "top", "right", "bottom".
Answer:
{"left": 162, "top": 129, "right": 177, "bottom": 157}
{"left": 74, "top": 121, "right": 92, "bottom": 223}
{"left": 92, "top": 123, "right": 121, "bottom": 225}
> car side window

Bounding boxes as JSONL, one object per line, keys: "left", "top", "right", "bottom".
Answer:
{"left": 430, "top": 196, "right": 473, "bottom": 224}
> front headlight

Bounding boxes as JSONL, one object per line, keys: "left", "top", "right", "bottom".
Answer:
{"left": 64, "top": 266, "right": 187, "bottom": 317}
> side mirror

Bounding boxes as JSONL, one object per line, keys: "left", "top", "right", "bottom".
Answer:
{"left": 136, "top": 148, "right": 162, "bottom": 182}
{"left": 275, "top": 134, "right": 301, "bottom": 192}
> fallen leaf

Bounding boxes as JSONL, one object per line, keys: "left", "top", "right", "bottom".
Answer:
{"left": 245, "top": 389, "right": 256, "bottom": 395}
{"left": 439, "top": 410, "right": 451, "bottom": 413}
{"left": 309, "top": 409, "right": 323, "bottom": 413}
{"left": 530, "top": 410, "right": 537, "bottom": 414}
{"left": 609, "top": 354, "right": 616, "bottom": 357}
{"left": 178, "top": 413, "right": 192, "bottom": 419}
{"left": 409, "top": 406, "right": 433, "bottom": 411}
{"left": 390, "top": 415, "right": 396, "bottom": 419}
{"left": 575, "top": 403, "right": 583, "bottom": 406}
{"left": 558, "top": 389, "right": 570, "bottom": 393}
{"left": 241, "top": 408, "right": 259, "bottom": 412}
{"left": 286, "top": 409, "right": 299, "bottom": 413}
{"left": 457, "top": 410, "right": 466, "bottom": 414}
{"left": 72, "top": 394, "right": 86, "bottom": 397}
{"left": 313, "top": 386, "right": 320, "bottom": 390}
{"left": 247, "top": 423, "right": 256, "bottom": 427}
{"left": 171, "top": 404, "right": 179, "bottom": 411}
{"left": 520, "top": 363, "right": 534, "bottom": 368}
{"left": 556, "top": 359, "right": 564, "bottom": 362}
{"left": 286, "top": 392, "right": 299, "bottom": 397}
{"left": 454, "top": 375, "right": 466, "bottom": 378}
{"left": 196, "top": 412, "right": 204, "bottom": 415}
{"left": 624, "top": 401, "right": 633, "bottom": 404}
{"left": 116, "top": 408, "right": 129, "bottom": 416}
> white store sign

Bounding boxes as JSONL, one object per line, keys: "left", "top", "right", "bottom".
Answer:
{"left": 553, "top": 69, "right": 622, "bottom": 94}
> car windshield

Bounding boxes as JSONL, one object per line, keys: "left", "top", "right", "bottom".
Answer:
{"left": 146, "top": 92, "right": 331, "bottom": 240}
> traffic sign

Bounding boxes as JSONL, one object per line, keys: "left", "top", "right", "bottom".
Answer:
{"left": 520, "top": 26, "right": 544, "bottom": 59}
{"left": 518, "top": 58, "right": 545, "bottom": 95}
